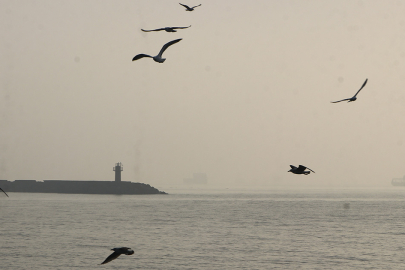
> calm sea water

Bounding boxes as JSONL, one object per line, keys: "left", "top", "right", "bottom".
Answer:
{"left": 1, "top": 188, "right": 405, "bottom": 269}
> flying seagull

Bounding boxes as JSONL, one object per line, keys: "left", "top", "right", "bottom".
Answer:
{"left": 179, "top": 3, "right": 201, "bottom": 11}
{"left": 100, "top": 247, "right": 134, "bottom": 265}
{"left": 0, "top": 187, "right": 8, "bottom": 197}
{"left": 288, "top": 165, "right": 315, "bottom": 175}
{"left": 132, "top": 38, "right": 182, "bottom": 63}
{"left": 141, "top": 26, "right": 191, "bottom": 33}
{"left": 331, "top": 78, "right": 368, "bottom": 103}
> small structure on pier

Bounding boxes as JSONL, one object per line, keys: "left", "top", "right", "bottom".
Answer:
{"left": 113, "top": 162, "right": 123, "bottom": 182}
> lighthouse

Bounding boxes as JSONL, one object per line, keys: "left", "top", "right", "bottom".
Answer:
{"left": 113, "top": 162, "right": 123, "bottom": 182}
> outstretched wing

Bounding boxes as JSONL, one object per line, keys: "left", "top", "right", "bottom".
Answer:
{"left": 172, "top": 25, "right": 191, "bottom": 29}
{"left": 191, "top": 4, "right": 201, "bottom": 8}
{"left": 306, "top": 167, "right": 315, "bottom": 173}
{"left": 157, "top": 38, "right": 182, "bottom": 58}
{"left": 0, "top": 187, "right": 8, "bottom": 197}
{"left": 331, "top": 98, "right": 350, "bottom": 103}
{"left": 179, "top": 3, "right": 190, "bottom": 9}
{"left": 141, "top": 28, "right": 165, "bottom": 32}
{"left": 352, "top": 78, "right": 368, "bottom": 98}
{"left": 132, "top": 54, "right": 152, "bottom": 61}
{"left": 290, "top": 165, "right": 297, "bottom": 170}
{"left": 101, "top": 252, "right": 121, "bottom": 265}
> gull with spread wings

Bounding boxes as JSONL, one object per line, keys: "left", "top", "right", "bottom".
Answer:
{"left": 141, "top": 26, "right": 191, "bottom": 33}
{"left": 331, "top": 79, "right": 368, "bottom": 103}
{"left": 132, "top": 38, "right": 182, "bottom": 63}
{"left": 100, "top": 247, "right": 134, "bottom": 265}
{"left": 179, "top": 3, "right": 201, "bottom": 11}
{"left": 288, "top": 165, "right": 315, "bottom": 175}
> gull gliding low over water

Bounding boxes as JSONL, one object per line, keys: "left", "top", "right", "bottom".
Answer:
{"left": 100, "top": 247, "right": 134, "bottom": 265}
{"left": 179, "top": 3, "right": 201, "bottom": 11}
{"left": 331, "top": 78, "right": 368, "bottom": 103}
{"left": 132, "top": 38, "right": 182, "bottom": 63}
{"left": 141, "top": 26, "right": 191, "bottom": 32}
{"left": 288, "top": 165, "right": 315, "bottom": 175}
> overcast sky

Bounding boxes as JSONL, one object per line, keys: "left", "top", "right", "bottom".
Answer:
{"left": 1, "top": 1, "right": 405, "bottom": 189}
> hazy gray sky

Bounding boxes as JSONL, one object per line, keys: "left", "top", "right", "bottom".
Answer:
{"left": 1, "top": 0, "right": 405, "bottom": 188}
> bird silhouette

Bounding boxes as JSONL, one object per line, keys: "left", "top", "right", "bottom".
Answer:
{"left": 132, "top": 38, "right": 182, "bottom": 63}
{"left": 141, "top": 26, "right": 191, "bottom": 32}
{"left": 0, "top": 187, "right": 8, "bottom": 197}
{"left": 288, "top": 165, "right": 315, "bottom": 175}
{"left": 179, "top": 3, "right": 201, "bottom": 11}
{"left": 331, "top": 79, "right": 368, "bottom": 103}
{"left": 100, "top": 247, "right": 134, "bottom": 265}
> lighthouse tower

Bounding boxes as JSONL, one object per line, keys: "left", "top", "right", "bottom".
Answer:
{"left": 113, "top": 162, "right": 123, "bottom": 182}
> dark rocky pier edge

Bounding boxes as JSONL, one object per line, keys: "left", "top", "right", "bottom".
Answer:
{"left": 0, "top": 180, "right": 167, "bottom": 195}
